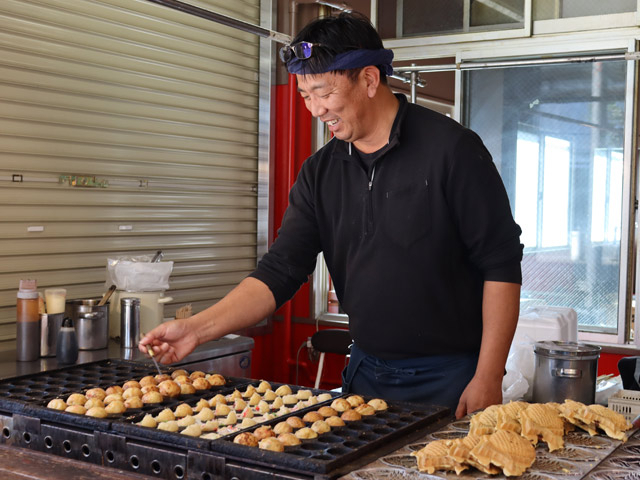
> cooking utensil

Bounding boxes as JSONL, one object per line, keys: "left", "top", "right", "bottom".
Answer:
{"left": 146, "top": 344, "right": 162, "bottom": 376}
{"left": 65, "top": 298, "right": 109, "bottom": 350}
{"left": 98, "top": 284, "right": 116, "bottom": 306}
{"left": 532, "top": 340, "right": 601, "bottom": 404}
{"left": 151, "top": 250, "right": 163, "bottom": 263}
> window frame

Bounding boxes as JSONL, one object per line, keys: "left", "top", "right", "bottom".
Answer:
{"left": 455, "top": 42, "right": 637, "bottom": 347}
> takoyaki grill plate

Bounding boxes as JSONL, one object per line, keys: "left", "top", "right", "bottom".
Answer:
{"left": 0, "top": 359, "right": 250, "bottom": 432}
{"left": 210, "top": 399, "right": 449, "bottom": 475}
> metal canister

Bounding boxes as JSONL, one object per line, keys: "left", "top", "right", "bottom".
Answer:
{"left": 40, "top": 312, "right": 65, "bottom": 357}
{"left": 120, "top": 297, "right": 140, "bottom": 349}
{"left": 532, "top": 341, "right": 601, "bottom": 404}
{"left": 64, "top": 298, "right": 109, "bottom": 350}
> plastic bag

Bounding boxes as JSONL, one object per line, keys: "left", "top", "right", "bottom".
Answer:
{"left": 595, "top": 375, "right": 623, "bottom": 405}
{"left": 502, "top": 337, "right": 536, "bottom": 403}
{"left": 105, "top": 256, "right": 173, "bottom": 292}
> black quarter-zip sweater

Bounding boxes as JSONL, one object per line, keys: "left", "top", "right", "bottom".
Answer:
{"left": 250, "top": 94, "right": 523, "bottom": 360}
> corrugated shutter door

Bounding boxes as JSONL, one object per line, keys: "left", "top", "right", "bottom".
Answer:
{"left": 0, "top": 0, "right": 262, "bottom": 350}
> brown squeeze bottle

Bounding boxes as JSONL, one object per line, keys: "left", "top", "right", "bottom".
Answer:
{"left": 16, "top": 279, "right": 40, "bottom": 361}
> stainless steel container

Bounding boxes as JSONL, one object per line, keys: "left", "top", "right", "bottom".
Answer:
{"left": 120, "top": 297, "right": 140, "bottom": 349}
{"left": 532, "top": 340, "right": 601, "bottom": 404}
{"left": 40, "top": 312, "right": 65, "bottom": 357}
{"left": 65, "top": 298, "right": 109, "bottom": 350}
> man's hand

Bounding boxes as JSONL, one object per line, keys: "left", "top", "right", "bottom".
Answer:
{"left": 138, "top": 318, "right": 200, "bottom": 364}
{"left": 455, "top": 374, "right": 503, "bottom": 419}
{"left": 454, "top": 281, "right": 520, "bottom": 418}
{"left": 137, "top": 277, "right": 276, "bottom": 365}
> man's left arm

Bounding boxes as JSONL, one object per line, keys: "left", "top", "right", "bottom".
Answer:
{"left": 455, "top": 280, "right": 521, "bottom": 418}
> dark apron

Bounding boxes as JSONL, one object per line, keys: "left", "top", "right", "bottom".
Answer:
{"left": 342, "top": 343, "right": 478, "bottom": 413}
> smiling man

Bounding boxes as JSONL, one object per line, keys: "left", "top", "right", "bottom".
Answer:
{"left": 140, "top": 12, "right": 523, "bottom": 419}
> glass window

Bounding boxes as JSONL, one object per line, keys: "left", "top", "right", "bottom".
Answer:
{"left": 534, "top": 0, "right": 636, "bottom": 21}
{"left": 465, "top": 60, "right": 627, "bottom": 334}
{"left": 377, "top": 0, "right": 525, "bottom": 39}
{"left": 515, "top": 131, "right": 540, "bottom": 248}
{"left": 541, "top": 136, "right": 570, "bottom": 248}
{"left": 591, "top": 149, "right": 624, "bottom": 244}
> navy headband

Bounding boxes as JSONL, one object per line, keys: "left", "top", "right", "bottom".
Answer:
{"left": 287, "top": 48, "right": 394, "bottom": 76}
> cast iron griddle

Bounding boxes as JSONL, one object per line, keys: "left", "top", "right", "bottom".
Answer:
{"left": 0, "top": 359, "right": 451, "bottom": 477}
{"left": 0, "top": 359, "right": 251, "bottom": 432}
{"left": 112, "top": 378, "right": 343, "bottom": 451}
{"left": 209, "top": 399, "right": 449, "bottom": 475}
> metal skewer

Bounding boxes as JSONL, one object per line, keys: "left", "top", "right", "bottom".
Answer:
{"left": 146, "top": 345, "right": 163, "bottom": 377}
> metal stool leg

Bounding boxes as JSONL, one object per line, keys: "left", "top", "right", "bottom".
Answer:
{"left": 314, "top": 352, "right": 326, "bottom": 390}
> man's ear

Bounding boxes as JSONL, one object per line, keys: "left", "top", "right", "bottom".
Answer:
{"left": 361, "top": 65, "right": 381, "bottom": 98}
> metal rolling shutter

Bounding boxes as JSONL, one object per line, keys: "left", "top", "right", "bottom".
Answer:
{"left": 0, "top": 0, "right": 263, "bottom": 351}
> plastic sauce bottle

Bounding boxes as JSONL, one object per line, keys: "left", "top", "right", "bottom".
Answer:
{"left": 56, "top": 317, "right": 78, "bottom": 365}
{"left": 16, "top": 279, "right": 40, "bottom": 361}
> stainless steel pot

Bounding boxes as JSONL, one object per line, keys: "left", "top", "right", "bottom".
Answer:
{"left": 65, "top": 298, "right": 109, "bottom": 350}
{"left": 532, "top": 340, "right": 601, "bottom": 404}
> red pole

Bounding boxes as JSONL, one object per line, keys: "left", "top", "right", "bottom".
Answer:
{"left": 282, "top": 72, "right": 297, "bottom": 383}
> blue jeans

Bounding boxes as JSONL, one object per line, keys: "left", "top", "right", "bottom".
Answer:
{"left": 341, "top": 343, "right": 478, "bottom": 413}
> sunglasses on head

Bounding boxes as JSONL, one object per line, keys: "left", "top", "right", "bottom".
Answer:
{"left": 279, "top": 41, "right": 325, "bottom": 63}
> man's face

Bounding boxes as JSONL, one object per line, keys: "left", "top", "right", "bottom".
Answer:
{"left": 296, "top": 71, "right": 367, "bottom": 143}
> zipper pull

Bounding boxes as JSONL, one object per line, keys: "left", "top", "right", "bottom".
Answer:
{"left": 368, "top": 166, "right": 376, "bottom": 191}
{"left": 368, "top": 180, "right": 373, "bottom": 191}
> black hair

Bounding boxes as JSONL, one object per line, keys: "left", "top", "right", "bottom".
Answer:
{"left": 288, "top": 12, "right": 388, "bottom": 83}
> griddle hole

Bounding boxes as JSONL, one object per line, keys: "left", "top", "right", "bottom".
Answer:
{"left": 284, "top": 448, "right": 312, "bottom": 457}
{"left": 22, "top": 432, "right": 31, "bottom": 444}
{"left": 174, "top": 465, "right": 185, "bottom": 479}
{"left": 359, "top": 432, "right": 379, "bottom": 442}
{"left": 344, "top": 440, "right": 365, "bottom": 448}
{"left": 327, "top": 447, "right": 350, "bottom": 455}
{"left": 44, "top": 436, "right": 53, "bottom": 449}
{"left": 11, "top": 379, "right": 33, "bottom": 386}
{"left": 386, "top": 422, "right": 404, "bottom": 429}
{"left": 201, "top": 474, "right": 212, "bottom": 480}
{"left": 361, "top": 417, "right": 385, "bottom": 425}
{"left": 334, "top": 428, "right": 359, "bottom": 438}
{"left": 63, "top": 383, "right": 83, "bottom": 390}
{"left": 81, "top": 444, "right": 91, "bottom": 457}
{"left": 151, "top": 460, "right": 162, "bottom": 474}
{"left": 130, "top": 454, "right": 140, "bottom": 469}
{"left": 105, "top": 450, "right": 115, "bottom": 463}
{"left": 373, "top": 426, "right": 393, "bottom": 435}
{"left": 2, "top": 427, "right": 11, "bottom": 439}
{"left": 63, "top": 440, "right": 72, "bottom": 453}
{"left": 408, "top": 411, "right": 427, "bottom": 418}
{"left": 300, "top": 442, "right": 325, "bottom": 451}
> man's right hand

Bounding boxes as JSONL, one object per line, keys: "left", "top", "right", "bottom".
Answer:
{"left": 138, "top": 318, "right": 200, "bottom": 364}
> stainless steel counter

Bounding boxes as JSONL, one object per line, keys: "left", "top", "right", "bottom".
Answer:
{"left": 0, "top": 334, "right": 254, "bottom": 380}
